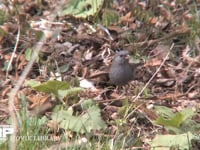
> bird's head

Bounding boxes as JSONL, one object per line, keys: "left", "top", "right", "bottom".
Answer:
{"left": 113, "top": 50, "right": 130, "bottom": 64}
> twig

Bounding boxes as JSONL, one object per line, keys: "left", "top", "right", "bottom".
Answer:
{"left": 8, "top": 1, "right": 69, "bottom": 149}
{"left": 8, "top": 17, "right": 20, "bottom": 150}
{"left": 6, "top": 19, "right": 20, "bottom": 79}
{"left": 125, "top": 43, "right": 175, "bottom": 120}
{"left": 134, "top": 43, "right": 174, "bottom": 100}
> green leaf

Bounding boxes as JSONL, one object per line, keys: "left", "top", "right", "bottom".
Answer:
{"left": 180, "top": 108, "right": 195, "bottom": 121}
{"left": 25, "top": 48, "right": 32, "bottom": 61}
{"left": 51, "top": 102, "right": 107, "bottom": 134}
{"left": 154, "top": 106, "right": 174, "bottom": 118}
{"left": 151, "top": 132, "right": 195, "bottom": 150}
{"left": 24, "top": 48, "right": 39, "bottom": 62}
{"left": 25, "top": 79, "right": 41, "bottom": 87}
{"left": 59, "top": 64, "right": 69, "bottom": 73}
{"left": 61, "top": 0, "right": 104, "bottom": 18}
{"left": 3, "top": 60, "right": 11, "bottom": 71}
{"left": 155, "top": 107, "right": 195, "bottom": 127}
{"left": 81, "top": 99, "right": 95, "bottom": 110}
{"left": 156, "top": 112, "right": 184, "bottom": 127}
{"left": 57, "top": 87, "right": 83, "bottom": 100}
{"left": 33, "top": 80, "right": 69, "bottom": 96}
{"left": 154, "top": 106, "right": 196, "bottom": 134}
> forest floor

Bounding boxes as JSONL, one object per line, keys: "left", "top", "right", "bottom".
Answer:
{"left": 0, "top": 0, "right": 200, "bottom": 149}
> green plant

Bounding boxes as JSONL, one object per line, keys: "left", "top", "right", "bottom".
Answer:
{"left": 102, "top": 8, "right": 119, "bottom": 26}
{"left": 27, "top": 80, "right": 83, "bottom": 102}
{"left": 154, "top": 106, "right": 200, "bottom": 134}
{"left": 0, "top": 94, "right": 50, "bottom": 150}
{"left": 151, "top": 132, "right": 195, "bottom": 150}
{"left": 51, "top": 99, "right": 107, "bottom": 134}
{"left": 61, "top": 0, "right": 104, "bottom": 19}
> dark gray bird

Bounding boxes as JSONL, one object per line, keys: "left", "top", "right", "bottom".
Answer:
{"left": 109, "top": 51, "right": 133, "bottom": 86}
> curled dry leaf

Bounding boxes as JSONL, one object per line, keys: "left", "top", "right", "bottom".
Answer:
{"left": 79, "top": 78, "right": 96, "bottom": 90}
{"left": 155, "top": 78, "right": 175, "bottom": 87}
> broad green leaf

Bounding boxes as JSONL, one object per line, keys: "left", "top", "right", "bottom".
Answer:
{"left": 51, "top": 102, "right": 107, "bottom": 134}
{"left": 156, "top": 112, "right": 184, "bottom": 127}
{"left": 61, "top": 0, "right": 104, "bottom": 18}
{"left": 151, "top": 132, "right": 195, "bottom": 150}
{"left": 57, "top": 87, "right": 83, "bottom": 100}
{"left": 33, "top": 80, "right": 69, "bottom": 96}
{"left": 180, "top": 108, "right": 195, "bottom": 121}
{"left": 154, "top": 106, "right": 174, "bottom": 118}
{"left": 81, "top": 99, "right": 94, "bottom": 110}
{"left": 25, "top": 79, "right": 41, "bottom": 87}
{"left": 155, "top": 107, "right": 195, "bottom": 127}
{"left": 154, "top": 106, "right": 196, "bottom": 134}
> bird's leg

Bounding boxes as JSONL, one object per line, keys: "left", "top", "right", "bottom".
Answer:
{"left": 115, "top": 85, "right": 127, "bottom": 96}
{"left": 116, "top": 85, "right": 121, "bottom": 91}
{"left": 121, "top": 83, "right": 132, "bottom": 95}
{"left": 124, "top": 84, "right": 130, "bottom": 95}
{"left": 112, "top": 85, "right": 121, "bottom": 94}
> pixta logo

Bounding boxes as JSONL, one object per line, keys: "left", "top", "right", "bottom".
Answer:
{"left": 0, "top": 125, "right": 14, "bottom": 141}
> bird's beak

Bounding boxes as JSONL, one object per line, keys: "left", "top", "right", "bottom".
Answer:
{"left": 125, "top": 54, "right": 130, "bottom": 60}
